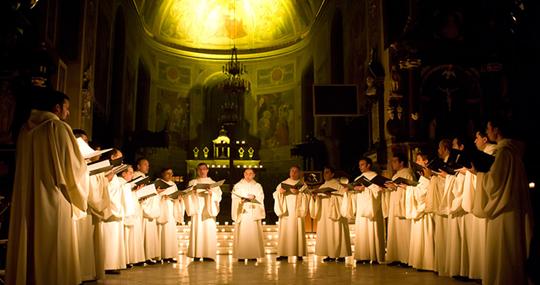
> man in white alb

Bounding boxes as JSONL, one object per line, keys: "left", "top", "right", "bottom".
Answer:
{"left": 184, "top": 162, "right": 222, "bottom": 261}
{"left": 231, "top": 168, "right": 265, "bottom": 261}
{"left": 341, "top": 157, "right": 385, "bottom": 264}
{"left": 309, "top": 166, "right": 351, "bottom": 262}
{"left": 7, "top": 90, "right": 89, "bottom": 285}
{"left": 273, "top": 165, "right": 309, "bottom": 261}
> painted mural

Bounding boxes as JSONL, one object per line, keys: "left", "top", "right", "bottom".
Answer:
{"left": 256, "top": 63, "right": 294, "bottom": 87}
{"left": 155, "top": 88, "right": 190, "bottom": 138}
{"left": 157, "top": 61, "right": 191, "bottom": 86}
{"left": 256, "top": 90, "right": 294, "bottom": 148}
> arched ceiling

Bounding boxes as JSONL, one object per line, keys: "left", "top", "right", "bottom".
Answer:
{"left": 133, "top": 0, "right": 326, "bottom": 54}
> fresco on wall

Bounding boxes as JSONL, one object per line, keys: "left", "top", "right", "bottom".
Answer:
{"left": 257, "top": 90, "right": 294, "bottom": 148}
{"left": 256, "top": 63, "right": 294, "bottom": 87}
{"left": 157, "top": 61, "right": 191, "bottom": 86}
{"left": 155, "top": 88, "right": 190, "bottom": 139}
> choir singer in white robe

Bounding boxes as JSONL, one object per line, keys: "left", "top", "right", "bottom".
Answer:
{"left": 472, "top": 119, "right": 533, "bottom": 285}
{"left": 231, "top": 168, "right": 266, "bottom": 261}
{"left": 309, "top": 166, "right": 351, "bottom": 262}
{"left": 95, "top": 150, "right": 127, "bottom": 274}
{"left": 341, "top": 157, "right": 385, "bottom": 264}
{"left": 384, "top": 153, "right": 414, "bottom": 265}
{"left": 157, "top": 167, "right": 180, "bottom": 263}
{"left": 133, "top": 158, "right": 161, "bottom": 264}
{"left": 185, "top": 162, "right": 222, "bottom": 261}
{"left": 404, "top": 152, "right": 435, "bottom": 271}
{"left": 273, "top": 165, "right": 309, "bottom": 261}
{"left": 7, "top": 90, "right": 89, "bottom": 285}
{"left": 74, "top": 134, "right": 111, "bottom": 281}
{"left": 119, "top": 165, "right": 146, "bottom": 267}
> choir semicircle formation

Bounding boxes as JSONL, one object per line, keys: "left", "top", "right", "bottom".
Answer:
{"left": 4, "top": 93, "right": 533, "bottom": 285}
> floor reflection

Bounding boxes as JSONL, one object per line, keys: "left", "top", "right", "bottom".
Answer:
{"left": 95, "top": 254, "right": 478, "bottom": 285}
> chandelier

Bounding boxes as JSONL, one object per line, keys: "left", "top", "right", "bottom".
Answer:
{"left": 218, "top": 0, "right": 251, "bottom": 126}
{"left": 221, "top": 46, "right": 251, "bottom": 94}
{"left": 218, "top": 47, "right": 250, "bottom": 126}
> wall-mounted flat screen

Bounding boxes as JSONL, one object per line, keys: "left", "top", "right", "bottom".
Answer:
{"left": 313, "top": 84, "right": 359, "bottom": 116}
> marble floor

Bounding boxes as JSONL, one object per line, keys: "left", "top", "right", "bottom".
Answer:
{"left": 92, "top": 255, "right": 479, "bottom": 285}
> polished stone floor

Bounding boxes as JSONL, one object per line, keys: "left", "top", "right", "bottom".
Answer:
{"left": 92, "top": 255, "right": 478, "bottom": 285}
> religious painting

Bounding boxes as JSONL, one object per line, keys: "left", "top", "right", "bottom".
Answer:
{"left": 157, "top": 61, "right": 191, "bottom": 87}
{"left": 256, "top": 63, "right": 294, "bottom": 87}
{"left": 256, "top": 90, "right": 294, "bottom": 149}
{"left": 157, "top": 0, "right": 309, "bottom": 50}
{"left": 155, "top": 88, "right": 190, "bottom": 139}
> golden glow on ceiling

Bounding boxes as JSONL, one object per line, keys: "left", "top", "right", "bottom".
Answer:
{"left": 153, "top": 0, "right": 314, "bottom": 51}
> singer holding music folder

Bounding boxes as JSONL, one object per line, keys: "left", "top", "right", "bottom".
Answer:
{"left": 341, "top": 157, "right": 385, "bottom": 264}
{"left": 273, "top": 165, "right": 309, "bottom": 261}
{"left": 184, "top": 163, "right": 222, "bottom": 261}
{"left": 308, "top": 166, "right": 351, "bottom": 262}
{"left": 231, "top": 168, "right": 265, "bottom": 262}
{"left": 384, "top": 153, "right": 415, "bottom": 266}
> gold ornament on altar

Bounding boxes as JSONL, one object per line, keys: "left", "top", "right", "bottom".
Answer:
{"left": 238, "top": 147, "right": 245, "bottom": 158}
{"left": 193, "top": 147, "right": 200, "bottom": 158}
{"left": 203, "top": 146, "right": 210, "bottom": 158}
{"left": 248, "top": 147, "right": 254, "bottom": 158}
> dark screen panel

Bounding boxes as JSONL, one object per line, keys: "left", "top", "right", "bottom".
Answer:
{"left": 313, "top": 84, "right": 359, "bottom": 116}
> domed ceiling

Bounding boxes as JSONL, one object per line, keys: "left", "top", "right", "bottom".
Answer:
{"left": 133, "top": 0, "right": 326, "bottom": 53}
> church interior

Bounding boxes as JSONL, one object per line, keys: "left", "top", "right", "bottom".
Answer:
{"left": 0, "top": 0, "right": 539, "bottom": 284}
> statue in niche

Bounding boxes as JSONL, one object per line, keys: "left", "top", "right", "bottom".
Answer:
{"left": 366, "top": 75, "right": 377, "bottom": 97}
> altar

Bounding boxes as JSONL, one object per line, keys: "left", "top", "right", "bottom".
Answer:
{"left": 185, "top": 127, "right": 262, "bottom": 183}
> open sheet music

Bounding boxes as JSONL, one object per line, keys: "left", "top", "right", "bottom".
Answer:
{"left": 368, "top": 175, "right": 393, "bottom": 188}
{"left": 87, "top": 156, "right": 124, "bottom": 176}
{"left": 464, "top": 148, "right": 495, "bottom": 172}
{"left": 159, "top": 186, "right": 179, "bottom": 197}
{"left": 280, "top": 181, "right": 304, "bottom": 194}
{"left": 392, "top": 177, "right": 419, "bottom": 186}
{"left": 192, "top": 179, "right": 225, "bottom": 190}
{"left": 87, "top": 160, "right": 112, "bottom": 176}
{"left": 111, "top": 164, "right": 129, "bottom": 175}
{"left": 128, "top": 176, "right": 151, "bottom": 187}
{"left": 76, "top": 137, "right": 113, "bottom": 160}
{"left": 136, "top": 184, "right": 158, "bottom": 199}
{"left": 231, "top": 191, "right": 261, "bottom": 204}
{"left": 154, "top": 179, "right": 174, "bottom": 190}
{"left": 309, "top": 186, "right": 342, "bottom": 196}
{"left": 426, "top": 159, "right": 457, "bottom": 175}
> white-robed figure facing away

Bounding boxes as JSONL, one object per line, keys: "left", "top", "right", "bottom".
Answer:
{"left": 471, "top": 119, "right": 533, "bottom": 285}
{"left": 120, "top": 165, "right": 146, "bottom": 266}
{"left": 87, "top": 171, "right": 112, "bottom": 280}
{"left": 7, "top": 91, "right": 89, "bottom": 285}
{"left": 341, "top": 157, "right": 385, "bottom": 263}
{"left": 185, "top": 162, "right": 222, "bottom": 261}
{"left": 73, "top": 131, "right": 103, "bottom": 282}
{"left": 384, "top": 154, "right": 414, "bottom": 265}
{"left": 309, "top": 166, "right": 351, "bottom": 262}
{"left": 231, "top": 168, "right": 265, "bottom": 261}
{"left": 404, "top": 153, "right": 435, "bottom": 271}
{"left": 95, "top": 150, "right": 127, "bottom": 274}
{"left": 157, "top": 167, "right": 181, "bottom": 263}
{"left": 273, "top": 165, "right": 310, "bottom": 260}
